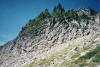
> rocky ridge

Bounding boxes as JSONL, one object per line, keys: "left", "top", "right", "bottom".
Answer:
{"left": 0, "top": 4, "right": 100, "bottom": 67}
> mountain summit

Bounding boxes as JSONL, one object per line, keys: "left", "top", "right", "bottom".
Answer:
{"left": 0, "top": 3, "right": 100, "bottom": 67}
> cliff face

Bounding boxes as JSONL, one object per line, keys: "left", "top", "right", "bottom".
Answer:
{"left": 0, "top": 7, "right": 100, "bottom": 67}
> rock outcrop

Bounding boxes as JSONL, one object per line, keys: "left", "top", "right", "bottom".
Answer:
{"left": 0, "top": 4, "right": 100, "bottom": 67}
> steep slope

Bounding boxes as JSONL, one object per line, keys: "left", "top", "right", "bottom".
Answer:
{"left": 0, "top": 4, "right": 100, "bottom": 67}
{"left": 23, "top": 34, "right": 100, "bottom": 67}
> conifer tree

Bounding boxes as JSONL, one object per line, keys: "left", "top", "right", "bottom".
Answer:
{"left": 52, "top": 3, "right": 65, "bottom": 17}
{"left": 44, "top": 8, "right": 51, "bottom": 17}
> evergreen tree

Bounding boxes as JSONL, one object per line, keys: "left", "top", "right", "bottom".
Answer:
{"left": 38, "top": 9, "right": 51, "bottom": 20}
{"left": 44, "top": 8, "right": 51, "bottom": 17}
{"left": 52, "top": 3, "right": 65, "bottom": 17}
{"left": 38, "top": 12, "right": 45, "bottom": 20}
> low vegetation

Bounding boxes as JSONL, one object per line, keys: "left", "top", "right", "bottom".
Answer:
{"left": 26, "top": 3, "right": 92, "bottom": 28}
{"left": 74, "top": 46, "right": 100, "bottom": 67}
{"left": 23, "top": 34, "right": 100, "bottom": 67}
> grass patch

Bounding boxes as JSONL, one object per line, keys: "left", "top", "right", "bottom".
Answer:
{"left": 39, "top": 59, "right": 48, "bottom": 65}
{"left": 60, "top": 59, "right": 68, "bottom": 67}
{"left": 79, "top": 63, "right": 88, "bottom": 67}
{"left": 92, "top": 52, "right": 100, "bottom": 62}
{"left": 83, "top": 45, "right": 91, "bottom": 51}
{"left": 23, "top": 47, "right": 69, "bottom": 67}
{"left": 75, "top": 46, "right": 100, "bottom": 63}
{"left": 71, "top": 52, "right": 80, "bottom": 58}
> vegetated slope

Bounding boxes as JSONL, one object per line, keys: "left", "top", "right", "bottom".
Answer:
{"left": 0, "top": 3, "right": 100, "bottom": 67}
{"left": 24, "top": 34, "right": 100, "bottom": 67}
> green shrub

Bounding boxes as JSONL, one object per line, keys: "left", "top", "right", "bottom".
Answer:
{"left": 78, "top": 13, "right": 90, "bottom": 21}
{"left": 75, "top": 46, "right": 100, "bottom": 63}
{"left": 92, "top": 52, "right": 100, "bottom": 62}
{"left": 80, "top": 51, "right": 96, "bottom": 59}
{"left": 65, "top": 10, "right": 90, "bottom": 22}
{"left": 65, "top": 10, "right": 78, "bottom": 22}
{"left": 80, "top": 46, "right": 100, "bottom": 59}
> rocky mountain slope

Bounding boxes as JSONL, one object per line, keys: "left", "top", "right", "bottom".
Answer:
{"left": 0, "top": 3, "right": 100, "bottom": 67}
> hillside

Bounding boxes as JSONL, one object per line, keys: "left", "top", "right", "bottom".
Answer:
{"left": 0, "top": 3, "right": 100, "bottom": 67}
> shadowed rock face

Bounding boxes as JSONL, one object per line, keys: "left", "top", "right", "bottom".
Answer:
{"left": 0, "top": 8, "right": 100, "bottom": 67}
